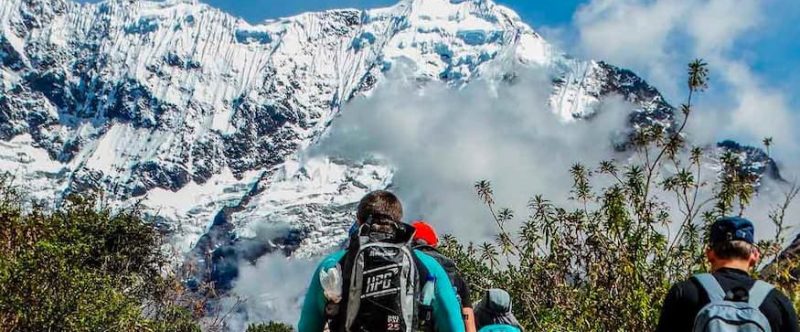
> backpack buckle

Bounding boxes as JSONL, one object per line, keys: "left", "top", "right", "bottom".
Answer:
{"left": 723, "top": 287, "right": 750, "bottom": 302}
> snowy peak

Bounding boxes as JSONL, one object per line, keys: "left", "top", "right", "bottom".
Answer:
{"left": 3, "top": 0, "right": 395, "bottom": 193}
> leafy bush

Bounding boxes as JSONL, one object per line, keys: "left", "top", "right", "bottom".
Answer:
{"left": 440, "top": 60, "right": 800, "bottom": 331}
{"left": 0, "top": 177, "right": 200, "bottom": 331}
{"left": 246, "top": 321, "right": 295, "bottom": 332}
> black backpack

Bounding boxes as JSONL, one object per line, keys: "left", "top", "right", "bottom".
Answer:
{"left": 327, "top": 222, "right": 433, "bottom": 332}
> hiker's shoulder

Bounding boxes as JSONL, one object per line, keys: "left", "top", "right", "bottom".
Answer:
{"left": 413, "top": 250, "right": 443, "bottom": 269}
{"left": 412, "top": 249, "right": 434, "bottom": 262}
{"left": 416, "top": 246, "right": 449, "bottom": 260}
{"left": 666, "top": 277, "right": 702, "bottom": 300}
{"left": 763, "top": 284, "right": 794, "bottom": 309}
{"left": 317, "top": 250, "right": 346, "bottom": 269}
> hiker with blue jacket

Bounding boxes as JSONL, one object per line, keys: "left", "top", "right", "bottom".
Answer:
{"left": 656, "top": 216, "right": 800, "bottom": 332}
{"left": 298, "top": 190, "right": 465, "bottom": 332}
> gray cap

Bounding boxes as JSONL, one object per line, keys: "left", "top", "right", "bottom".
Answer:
{"left": 483, "top": 288, "right": 512, "bottom": 313}
{"left": 473, "top": 288, "right": 521, "bottom": 330}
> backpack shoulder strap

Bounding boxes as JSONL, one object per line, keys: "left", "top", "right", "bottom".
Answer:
{"left": 748, "top": 280, "right": 774, "bottom": 307}
{"left": 694, "top": 273, "right": 726, "bottom": 302}
{"left": 326, "top": 247, "right": 358, "bottom": 332}
{"left": 412, "top": 250, "right": 431, "bottom": 286}
{"left": 417, "top": 247, "right": 448, "bottom": 267}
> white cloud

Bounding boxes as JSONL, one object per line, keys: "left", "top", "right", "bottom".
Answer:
{"left": 719, "top": 60, "right": 798, "bottom": 152}
{"left": 574, "top": 0, "right": 690, "bottom": 94}
{"left": 686, "top": 0, "right": 762, "bottom": 55}
{"left": 575, "top": 0, "right": 688, "bottom": 64}
{"left": 314, "top": 67, "right": 632, "bottom": 242}
{"left": 571, "top": 0, "right": 797, "bottom": 157}
{"left": 574, "top": 0, "right": 761, "bottom": 67}
{"left": 225, "top": 254, "right": 318, "bottom": 330}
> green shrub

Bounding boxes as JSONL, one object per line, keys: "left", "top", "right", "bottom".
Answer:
{"left": 440, "top": 60, "right": 800, "bottom": 331}
{"left": 246, "top": 321, "right": 295, "bottom": 332}
{"left": 0, "top": 177, "right": 200, "bottom": 331}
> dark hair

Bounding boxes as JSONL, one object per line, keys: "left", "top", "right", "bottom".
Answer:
{"left": 710, "top": 240, "right": 757, "bottom": 260}
{"left": 356, "top": 190, "right": 403, "bottom": 225}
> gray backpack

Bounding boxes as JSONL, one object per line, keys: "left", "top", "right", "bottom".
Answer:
{"left": 693, "top": 273, "right": 775, "bottom": 332}
{"left": 332, "top": 222, "right": 428, "bottom": 332}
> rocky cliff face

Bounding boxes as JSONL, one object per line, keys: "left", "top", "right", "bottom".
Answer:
{"left": 0, "top": 0, "right": 777, "bottom": 286}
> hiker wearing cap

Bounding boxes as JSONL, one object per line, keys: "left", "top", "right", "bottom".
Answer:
{"left": 298, "top": 191, "right": 465, "bottom": 332}
{"left": 473, "top": 289, "right": 522, "bottom": 332}
{"left": 412, "top": 221, "right": 477, "bottom": 332}
{"left": 656, "top": 216, "right": 800, "bottom": 332}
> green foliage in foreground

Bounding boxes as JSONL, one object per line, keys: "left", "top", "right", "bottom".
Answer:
{"left": 0, "top": 179, "right": 200, "bottom": 331}
{"left": 441, "top": 60, "right": 800, "bottom": 331}
{"left": 246, "top": 321, "right": 295, "bottom": 332}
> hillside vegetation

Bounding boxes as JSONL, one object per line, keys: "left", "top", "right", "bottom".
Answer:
{"left": 0, "top": 176, "right": 201, "bottom": 331}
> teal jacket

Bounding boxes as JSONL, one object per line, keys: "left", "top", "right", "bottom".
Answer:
{"left": 478, "top": 324, "right": 522, "bottom": 332}
{"left": 478, "top": 325, "right": 522, "bottom": 332}
{"left": 298, "top": 249, "right": 465, "bottom": 332}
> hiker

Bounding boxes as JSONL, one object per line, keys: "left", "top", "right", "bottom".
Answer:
{"left": 298, "top": 190, "right": 465, "bottom": 332}
{"left": 656, "top": 216, "right": 800, "bottom": 332}
{"left": 473, "top": 289, "right": 522, "bottom": 332}
{"left": 411, "top": 220, "right": 477, "bottom": 332}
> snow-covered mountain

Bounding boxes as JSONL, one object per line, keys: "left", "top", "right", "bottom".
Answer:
{"left": 0, "top": 0, "right": 776, "bottom": 286}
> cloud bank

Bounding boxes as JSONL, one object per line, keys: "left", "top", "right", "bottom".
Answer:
{"left": 314, "top": 67, "right": 632, "bottom": 242}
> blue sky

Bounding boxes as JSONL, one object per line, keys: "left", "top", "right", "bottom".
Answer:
{"left": 81, "top": 0, "right": 577, "bottom": 27}
{"left": 75, "top": 0, "right": 584, "bottom": 27}
{"left": 197, "top": 0, "right": 584, "bottom": 28}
